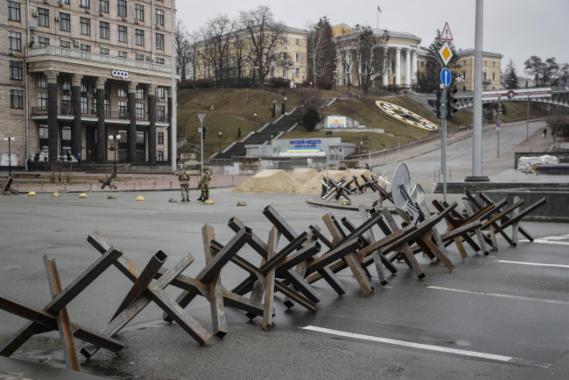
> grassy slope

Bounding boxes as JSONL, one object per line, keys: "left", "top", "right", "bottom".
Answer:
{"left": 177, "top": 87, "right": 339, "bottom": 157}
{"left": 178, "top": 88, "right": 561, "bottom": 158}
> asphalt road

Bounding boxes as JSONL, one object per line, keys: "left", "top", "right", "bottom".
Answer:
{"left": 374, "top": 120, "right": 546, "bottom": 186}
{"left": 0, "top": 190, "right": 568, "bottom": 379}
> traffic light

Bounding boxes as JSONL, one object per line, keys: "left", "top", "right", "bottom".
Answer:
{"left": 435, "top": 88, "right": 442, "bottom": 119}
{"left": 446, "top": 87, "right": 458, "bottom": 119}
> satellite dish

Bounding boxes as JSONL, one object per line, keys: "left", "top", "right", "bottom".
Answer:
{"left": 391, "top": 163, "right": 412, "bottom": 210}
{"left": 391, "top": 163, "right": 424, "bottom": 224}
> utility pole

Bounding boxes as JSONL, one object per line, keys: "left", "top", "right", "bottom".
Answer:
{"left": 526, "top": 82, "right": 530, "bottom": 140}
{"left": 496, "top": 96, "right": 502, "bottom": 158}
{"left": 468, "top": 0, "right": 487, "bottom": 181}
{"left": 198, "top": 113, "right": 206, "bottom": 176}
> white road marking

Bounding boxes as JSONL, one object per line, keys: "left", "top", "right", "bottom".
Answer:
{"left": 427, "top": 286, "right": 569, "bottom": 306}
{"left": 496, "top": 259, "right": 569, "bottom": 270}
{"left": 301, "top": 325, "right": 550, "bottom": 368}
{"left": 520, "top": 234, "right": 569, "bottom": 246}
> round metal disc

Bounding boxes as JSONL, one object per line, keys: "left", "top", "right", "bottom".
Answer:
{"left": 391, "top": 163, "right": 411, "bottom": 210}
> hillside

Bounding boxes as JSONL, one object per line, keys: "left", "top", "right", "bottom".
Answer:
{"left": 176, "top": 87, "right": 558, "bottom": 158}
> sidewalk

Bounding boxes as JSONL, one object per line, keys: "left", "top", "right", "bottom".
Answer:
{"left": 2, "top": 174, "right": 250, "bottom": 194}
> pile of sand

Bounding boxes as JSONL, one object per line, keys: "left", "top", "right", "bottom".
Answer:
{"left": 235, "top": 168, "right": 390, "bottom": 194}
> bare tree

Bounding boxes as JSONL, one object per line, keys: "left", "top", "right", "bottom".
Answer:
{"left": 175, "top": 20, "right": 192, "bottom": 81}
{"left": 239, "top": 6, "right": 286, "bottom": 87}
{"left": 199, "top": 15, "right": 235, "bottom": 85}
{"left": 350, "top": 25, "right": 389, "bottom": 95}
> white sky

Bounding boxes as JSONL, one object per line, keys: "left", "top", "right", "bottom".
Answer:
{"left": 177, "top": 0, "right": 569, "bottom": 75}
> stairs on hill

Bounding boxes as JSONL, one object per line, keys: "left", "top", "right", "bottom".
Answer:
{"left": 213, "top": 106, "right": 303, "bottom": 160}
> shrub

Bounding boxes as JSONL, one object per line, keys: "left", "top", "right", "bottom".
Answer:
{"left": 302, "top": 106, "right": 321, "bottom": 132}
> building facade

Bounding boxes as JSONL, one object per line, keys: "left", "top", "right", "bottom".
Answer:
{"left": 1, "top": 0, "right": 177, "bottom": 168}
{"left": 193, "top": 26, "right": 308, "bottom": 86}
{"left": 455, "top": 49, "right": 503, "bottom": 91}
{"left": 333, "top": 24, "right": 422, "bottom": 88}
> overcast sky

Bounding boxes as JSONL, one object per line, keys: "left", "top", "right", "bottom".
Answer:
{"left": 177, "top": 0, "right": 569, "bottom": 75}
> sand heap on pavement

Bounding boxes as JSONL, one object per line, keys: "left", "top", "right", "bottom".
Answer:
{"left": 234, "top": 168, "right": 390, "bottom": 194}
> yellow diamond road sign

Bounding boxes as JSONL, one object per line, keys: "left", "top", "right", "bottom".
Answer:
{"left": 438, "top": 42, "right": 453, "bottom": 66}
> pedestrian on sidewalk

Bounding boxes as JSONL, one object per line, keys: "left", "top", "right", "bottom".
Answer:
{"left": 543, "top": 128, "right": 547, "bottom": 138}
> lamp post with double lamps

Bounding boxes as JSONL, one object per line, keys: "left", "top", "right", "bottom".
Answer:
{"left": 108, "top": 133, "right": 122, "bottom": 175}
{"left": 3, "top": 136, "right": 15, "bottom": 177}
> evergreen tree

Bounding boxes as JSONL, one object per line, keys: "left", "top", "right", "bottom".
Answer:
{"left": 503, "top": 59, "right": 519, "bottom": 89}
{"left": 302, "top": 106, "right": 321, "bottom": 132}
{"left": 418, "top": 29, "right": 459, "bottom": 93}
{"left": 307, "top": 17, "right": 337, "bottom": 89}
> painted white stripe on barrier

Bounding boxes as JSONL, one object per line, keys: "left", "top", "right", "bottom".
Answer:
{"left": 427, "top": 286, "right": 569, "bottom": 306}
{"left": 301, "top": 325, "right": 550, "bottom": 368}
{"left": 496, "top": 260, "right": 569, "bottom": 270}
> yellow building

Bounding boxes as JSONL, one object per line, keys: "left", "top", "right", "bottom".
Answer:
{"left": 193, "top": 26, "right": 308, "bottom": 85}
{"left": 455, "top": 49, "right": 503, "bottom": 91}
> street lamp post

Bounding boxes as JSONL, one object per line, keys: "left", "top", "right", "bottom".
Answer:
{"left": 3, "top": 136, "right": 15, "bottom": 177}
{"left": 217, "top": 131, "right": 223, "bottom": 152}
{"left": 198, "top": 112, "right": 206, "bottom": 176}
{"left": 108, "top": 134, "right": 122, "bottom": 175}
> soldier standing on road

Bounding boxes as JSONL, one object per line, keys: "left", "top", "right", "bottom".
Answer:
{"left": 177, "top": 165, "right": 190, "bottom": 202}
{"left": 198, "top": 168, "right": 212, "bottom": 202}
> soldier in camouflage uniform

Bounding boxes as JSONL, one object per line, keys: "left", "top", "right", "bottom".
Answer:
{"left": 197, "top": 168, "right": 212, "bottom": 202}
{"left": 177, "top": 166, "right": 191, "bottom": 202}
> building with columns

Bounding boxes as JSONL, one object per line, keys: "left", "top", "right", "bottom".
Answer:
{"left": 1, "top": 0, "right": 177, "bottom": 169}
{"left": 332, "top": 24, "right": 421, "bottom": 89}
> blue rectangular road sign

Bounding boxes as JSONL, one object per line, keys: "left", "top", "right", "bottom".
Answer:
{"left": 440, "top": 68, "right": 452, "bottom": 87}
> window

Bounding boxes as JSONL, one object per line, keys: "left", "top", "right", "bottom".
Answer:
{"left": 100, "top": 47, "right": 109, "bottom": 55}
{"left": 117, "top": 85, "right": 127, "bottom": 98}
{"left": 118, "top": 25, "right": 127, "bottom": 43}
{"left": 100, "top": 21, "right": 110, "bottom": 39}
{"left": 135, "top": 103, "right": 145, "bottom": 119}
{"left": 38, "top": 8, "right": 49, "bottom": 27}
{"left": 99, "top": 0, "right": 109, "bottom": 13}
{"left": 157, "top": 87, "right": 166, "bottom": 100}
{"left": 61, "top": 94, "right": 71, "bottom": 113}
{"left": 38, "top": 92, "right": 48, "bottom": 110}
{"left": 135, "top": 4, "right": 144, "bottom": 22}
{"left": 37, "top": 75, "right": 47, "bottom": 89}
{"left": 62, "top": 79, "right": 71, "bottom": 92}
{"left": 10, "top": 89, "right": 24, "bottom": 109}
{"left": 80, "top": 44, "right": 91, "bottom": 52}
{"left": 60, "top": 13, "right": 71, "bottom": 32}
{"left": 81, "top": 96, "right": 89, "bottom": 114}
{"left": 38, "top": 36, "right": 49, "bottom": 47}
{"left": 295, "top": 52, "right": 302, "bottom": 63}
{"left": 157, "top": 105, "right": 166, "bottom": 120}
{"left": 60, "top": 39, "right": 71, "bottom": 48}
{"left": 136, "top": 87, "right": 144, "bottom": 100}
{"left": 157, "top": 132, "right": 164, "bottom": 145}
{"left": 80, "top": 17, "right": 91, "bottom": 35}
{"left": 8, "top": 1, "right": 21, "bottom": 22}
{"left": 80, "top": 0, "right": 90, "bottom": 9}
{"left": 155, "top": 57, "right": 164, "bottom": 64}
{"left": 156, "top": 33, "right": 164, "bottom": 50}
{"left": 10, "top": 61, "right": 23, "bottom": 80}
{"left": 295, "top": 68, "right": 300, "bottom": 78}
{"left": 117, "top": 0, "right": 127, "bottom": 18}
{"left": 296, "top": 38, "right": 300, "bottom": 46}
{"left": 155, "top": 9, "right": 164, "bottom": 26}
{"left": 492, "top": 72, "right": 496, "bottom": 81}
{"left": 157, "top": 151, "right": 164, "bottom": 162}
{"left": 9, "top": 31, "right": 22, "bottom": 51}
{"left": 118, "top": 50, "right": 127, "bottom": 59}
{"left": 135, "top": 29, "right": 144, "bottom": 46}
{"left": 136, "top": 53, "right": 145, "bottom": 61}
{"left": 118, "top": 100, "right": 128, "bottom": 118}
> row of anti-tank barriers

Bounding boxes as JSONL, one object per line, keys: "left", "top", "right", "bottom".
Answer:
{"left": 0, "top": 183, "right": 546, "bottom": 373}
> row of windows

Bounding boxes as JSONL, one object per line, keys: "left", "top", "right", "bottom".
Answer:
{"left": 7, "top": 1, "right": 165, "bottom": 25}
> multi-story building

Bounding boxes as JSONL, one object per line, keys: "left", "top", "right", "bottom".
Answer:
{"left": 1, "top": 0, "right": 177, "bottom": 169}
{"left": 454, "top": 49, "right": 503, "bottom": 91}
{"left": 193, "top": 26, "right": 308, "bottom": 86}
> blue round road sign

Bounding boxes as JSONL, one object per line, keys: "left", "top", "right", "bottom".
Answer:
{"left": 440, "top": 68, "right": 452, "bottom": 87}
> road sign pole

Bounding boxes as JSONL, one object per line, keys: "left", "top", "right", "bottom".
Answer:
{"left": 440, "top": 86, "right": 448, "bottom": 203}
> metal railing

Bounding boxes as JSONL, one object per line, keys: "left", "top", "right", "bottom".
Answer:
{"left": 28, "top": 46, "right": 171, "bottom": 73}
